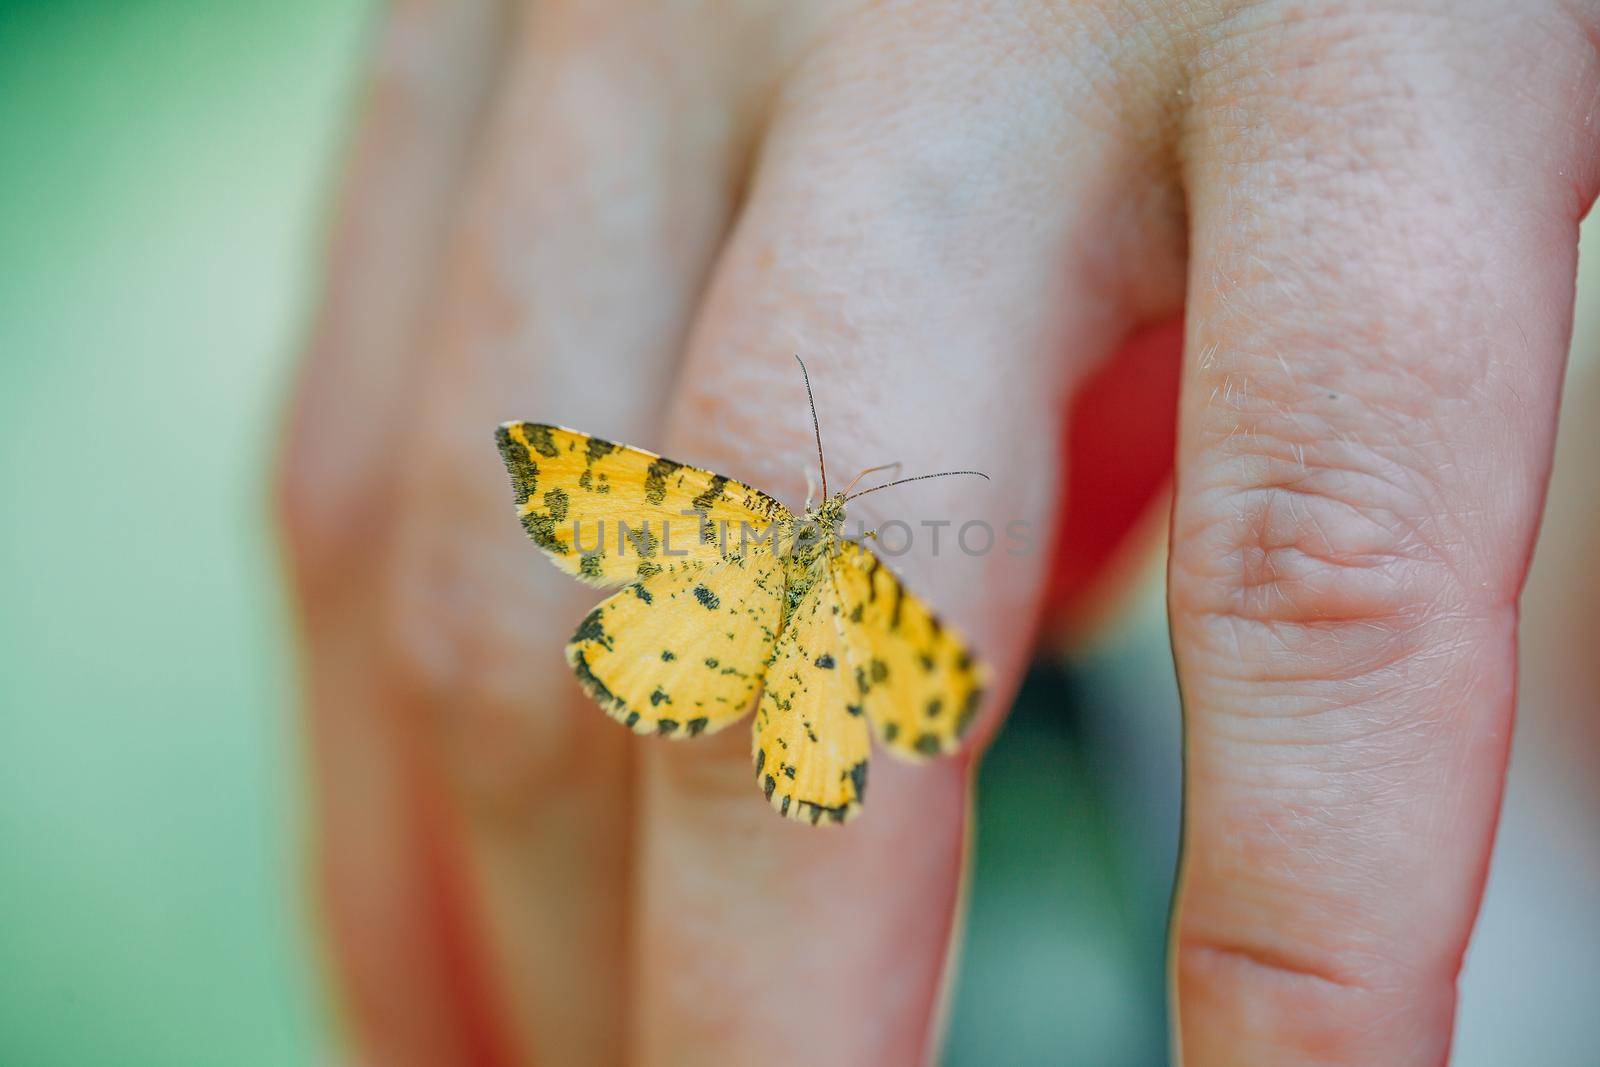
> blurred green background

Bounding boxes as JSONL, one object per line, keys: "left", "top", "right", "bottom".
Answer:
{"left": 3, "top": 4, "right": 1597, "bottom": 1066}
{"left": 0, "top": 3, "right": 369, "bottom": 1062}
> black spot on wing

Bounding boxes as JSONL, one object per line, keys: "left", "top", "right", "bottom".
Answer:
{"left": 913, "top": 733, "right": 941, "bottom": 756}
{"left": 814, "top": 653, "right": 835, "bottom": 669}
{"left": 579, "top": 553, "right": 604, "bottom": 580}
{"left": 543, "top": 487, "right": 569, "bottom": 522}
{"left": 632, "top": 584, "right": 653, "bottom": 605}
{"left": 693, "top": 584, "right": 720, "bottom": 610}
{"left": 691, "top": 474, "right": 730, "bottom": 512}
{"left": 650, "top": 687, "right": 670, "bottom": 706}
{"left": 525, "top": 424, "right": 560, "bottom": 458}
{"left": 657, "top": 718, "right": 679, "bottom": 735}
{"left": 572, "top": 608, "right": 611, "bottom": 649}
{"left": 644, "top": 457, "right": 683, "bottom": 506}
{"left": 496, "top": 426, "right": 539, "bottom": 502}
{"left": 521, "top": 511, "right": 565, "bottom": 554}
{"left": 569, "top": 649, "right": 621, "bottom": 710}
{"left": 585, "top": 436, "right": 617, "bottom": 463}
{"left": 847, "top": 760, "right": 867, "bottom": 801}
{"left": 686, "top": 716, "right": 708, "bottom": 736}
{"left": 793, "top": 798, "right": 851, "bottom": 826}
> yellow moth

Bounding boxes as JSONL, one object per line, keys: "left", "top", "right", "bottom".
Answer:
{"left": 494, "top": 357, "right": 990, "bottom": 824}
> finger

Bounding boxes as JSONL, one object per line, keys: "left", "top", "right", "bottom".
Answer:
{"left": 280, "top": 0, "right": 507, "bottom": 567}
{"left": 1167, "top": 6, "right": 1600, "bottom": 1063}
{"left": 635, "top": 6, "right": 1186, "bottom": 1062}
{"left": 376, "top": 4, "right": 808, "bottom": 1062}
{"left": 277, "top": 3, "right": 512, "bottom": 1064}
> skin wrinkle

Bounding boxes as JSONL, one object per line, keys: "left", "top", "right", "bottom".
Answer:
{"left": 1186, "top": 843, "right": 1450, "bottom": 1000}
{"left": 1185, "top": 848, "right": 1426, "bottom": 962}
{"left": 1175, "top": 512, "right": 1456, "bottom": 627}
{"left": 1180, "top": 937, "right": 1373, "bottom": 992}
{"left": 1191, "top": 692, "right": 1472, "bottom": 785}
{"left": 1175, "top": 403, "right": 1491, "bottom": 613}
{"left": 1179, "top": 370, "right": 1488, "bottom": 603}
{"left": 1194, "top": 662, "right": 1472, "bottom": 752}
{"left": 1193, "top": 622, "right": 1450, "bottom": 688}
{"left": 1180, "top": 594, "right": 1484, "bottom": 724}
{"left": 1194, "top": 774, "right": 1464, "bottom": 899}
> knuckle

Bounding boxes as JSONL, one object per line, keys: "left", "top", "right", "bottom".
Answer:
{"left": 1171, "top": 422, "right": 1475, "bottom": 674}
{"left": 375, "top": 518, "right": 606, "bottom": 809}
{"left": 274, "top": 440, "right": 363, "bottom": 586}
{"left": 274, "top": 373, "right": 397, "bottom": 590}
{"left": 1167, "top": 399, "right": 1519, "bottom": 740}
{"left": 279, "top": 436, "right": 618, "bottom": 808}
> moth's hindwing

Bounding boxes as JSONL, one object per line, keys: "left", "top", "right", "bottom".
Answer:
{"left": 496, "top": 421, "right": 792, "bottom": 587}
{"left": 565, "top": 549, "right": 786, "bottom": 738}
{"left": 828, "top": 539, "right": 988, "bottom": 759}
{"left": 752, "top": 582, "right": 870, "bottom": 825}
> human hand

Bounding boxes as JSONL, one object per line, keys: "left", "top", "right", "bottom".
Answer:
{"left": 277, "top": 1, "right": 1600, "bottom": 1063}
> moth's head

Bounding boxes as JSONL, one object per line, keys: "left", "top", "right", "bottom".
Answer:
{"left": 807, "top": 493, "right": 848, "bottom": 531}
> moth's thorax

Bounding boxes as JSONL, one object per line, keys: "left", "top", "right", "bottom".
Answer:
{"left": 779, "top": 494, "right": 848, "bottom": 612}
{"left": 788, "top": 495, "right": 847, "bottom": 554}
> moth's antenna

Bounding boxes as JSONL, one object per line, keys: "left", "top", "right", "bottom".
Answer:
{"left": 841, "top": 461, "right": 903, "bottom": 498}
{"left": 845, "top": 469, "right": 989, "bottom": 502}
{"left": 794, "top": 353, "right": 827, "bottom": 498}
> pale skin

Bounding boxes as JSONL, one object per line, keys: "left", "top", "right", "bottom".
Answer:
{"left": 277, "top": 1, "right": 1600, "bottom": 1064}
